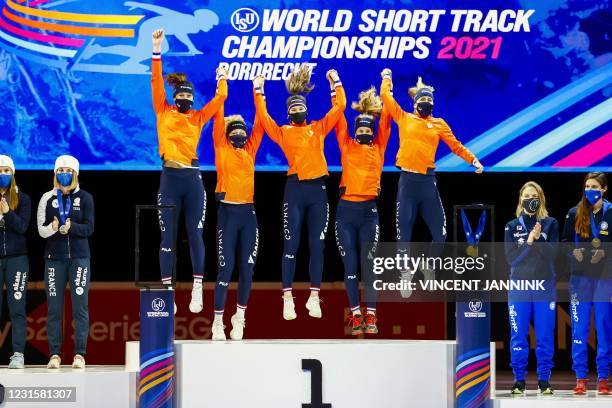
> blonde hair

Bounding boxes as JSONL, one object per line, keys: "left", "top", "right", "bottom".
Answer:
{"left": 351, "top": 86, "right": 382, "bottom": 117}
{"left": 515, "top": 181, "right": 549, "bottom": 219}
{"left": 53, "top": 170, "right": 79, "bottom": 191}
{"left": 285, "top": 64, "right": 314, "bottom": 95}
{"left": 1, "top": 174, "right": 19, "bottom": 211}
{"left": 408, "top": 76, "right": 434, "bottom": 99}
{"left": 165, "top": 72, "right": 188, "bottom": 88}
{"left": 224, "top": 114, "right": 245, "bottom": 133}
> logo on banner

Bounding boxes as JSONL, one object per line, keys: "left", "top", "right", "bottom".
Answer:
{"left": 464, "top": 299, "right": 486, "bottom": 318}
{"left": 231, "top": 8, "right": 259, "bottom": 32}
{"left": 148, "top": 298, "right": 170, "bottom": 317}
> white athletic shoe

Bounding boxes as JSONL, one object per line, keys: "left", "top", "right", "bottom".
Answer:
{"left": 189, "top": 282, "right": 203, "bottom": 313}
{"left": 283, "top": 296, "right": 297, "bottom": 320}
{"left": 230, "top": 314, "right": 246, "bottom": 340}
{"left": 211, "top": 318, "right": 226, "bottom": 341}
{"left": 47, "top": 354, "right": 61, "bottom": 369}
{"left": 72, "top": 354, "right": 85, "bottom": 369}
{"left": 400, "top": 270, "right": 413, "bottom": 299}
{"left": 174, "top": 302, "right": 177, "bottom": 315}
{"left": 305, "top": 296, "right": 322, "bottom": 318}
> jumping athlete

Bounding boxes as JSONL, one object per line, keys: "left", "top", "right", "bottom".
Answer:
{"left": 37, "top": 155, "right": 94, "bottom": 369}
{"left": 0, "top": 155, "right": 30, "bottom": 369}
{"left": 151, "top": 28, "right": 228, "bottom": 313}
{"left": 333, "top": 87, "right": 391, "bottom": 335}
{"left": 210, "top": 92, "right": 264, "bottom": 341}
{"left": 380, "top": 70, "right": 483, "bottom": 284}
{"left": 504, "top": 181, "right": 558, "bottom": 395}
{"left": 253, "top": 66, "right": 346, "bottom": 320}
{"left": 563, "top": 172, "right": 611, "bottom": 395}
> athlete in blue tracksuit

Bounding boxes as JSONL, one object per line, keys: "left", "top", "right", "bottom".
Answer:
{"left": 37, "top": 155, "right": 94, "bottom": 369}
{"left": 504, "top": 181, "right": 558, "bottom": 394}
{"left": 0, "top": 155, "right": 30, "bottom": 369}
{"left": 563, "top": 172, "right": 611, "bottom": 395}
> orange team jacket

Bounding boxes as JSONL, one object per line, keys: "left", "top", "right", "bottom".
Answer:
{"left": 151, "top": 54, "right": 227, "bottom": 167}
{"left": 380, "top": 77, "right": 475, "bottom": 174}
{"left": 212, "top": 106, "right": 264, "bottom": 204}
{"left": 333, "top": 92, "right": 392, "bottom": 202}
{"left": 253, "top": 83, "right": 346, "bottom": 180}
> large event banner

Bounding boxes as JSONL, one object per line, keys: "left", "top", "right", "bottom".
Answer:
{"left": 0, "top": 0, "right": 609, "bottom": 171}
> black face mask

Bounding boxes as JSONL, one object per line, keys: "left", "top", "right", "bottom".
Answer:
{"left": 175, "top": 98, "right": 193, "bottom": 113}
{"left": 355, "top": 133, "right": 374, "bottom": 145}
{"left": 416, "top": 102, "right": 433, "bottom": 118}
{"left": 289, "top": 111, "right": 307, "bottom": 125}
{"left": 229, "top": 136, "right": 247, "bottom": 149}
{"left": 522, "top": 198, "right": 541, "bottom": 214}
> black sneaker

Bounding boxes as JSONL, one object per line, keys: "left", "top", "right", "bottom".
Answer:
{"left": 511, "top": 380, "right": 526, "bottom": 395}
{"left": 538, "top": 380, "right": 554, "bottom": 395}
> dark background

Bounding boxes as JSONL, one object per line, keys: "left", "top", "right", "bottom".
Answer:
{"left": 14, "top": 170, "right": 591, "bottom": 284}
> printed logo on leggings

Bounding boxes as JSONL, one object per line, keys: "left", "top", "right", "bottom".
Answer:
{"left": 508, "top": 305, "right": 518, "bottom": 332}
{"left": 248, "top": 228, "right": 259, "bottom": 264}
{"left": 47, "top": 268, "right": 56, "bottom": 296}
{"left": 157, "top": 193, "right": 166, "bottom": 232}
{"left": 13, "top": 271, "right": 27, "bottom": 299}
{"left": 320, "top": 203, "right": 329, "bottom": 240}
{"left": 282, "top": 202, "right": 291, "bottom": 240}
{"left": 148, "top": 298, "right": 169, "bottom": 318}
{"left": 218, "top": 229, "right": 226, "bottom": 267}
{"left": 334, "top": 222, "right": 345, "bottom": 257}
{"left": 74, "top": 267, "right": 88, "bottom": 294}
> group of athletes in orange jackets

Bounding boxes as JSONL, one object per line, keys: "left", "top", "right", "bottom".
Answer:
{"left": 151, "top": 29, "right": 483, "bottom": 340}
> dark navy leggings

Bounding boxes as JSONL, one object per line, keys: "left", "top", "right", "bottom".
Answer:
{"left": 158, "top": 167, "right": 206, "bottom": 283}
{"left": 214, "top": 203, "right": 258, "bottom": 313}
{"left": 281, "top": 177, "right": 329, "bottom": 291}
{"left": 335, "top": 199, "right": 379, "bottom": 311}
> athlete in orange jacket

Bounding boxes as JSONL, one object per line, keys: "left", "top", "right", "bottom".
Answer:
{"left": 210, "top": 96, "right": 264, "bottom": 341}
{"left": 152, "top": 28, "right": 227, "bottom": 314}
{"left": 253, "top": 65, "right": 346, "bottom": 320}
{"left": 333, "top": 86, "right": 391, "bottom": 335}
{"left": 380, "top": 69, "right": 483, "bottom": 289}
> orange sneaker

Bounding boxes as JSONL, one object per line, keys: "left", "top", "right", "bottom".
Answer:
{"left": 348, "top": 314, "right": 364, "bottom": 335}
{"left": 364, "top": 313, "right": 378, "bottom": 334}
{"left": 573, "top": 379, "right": 588, "bottom": 395}
{"left": 597, "top": 379, "right": 611, "bottom": 395}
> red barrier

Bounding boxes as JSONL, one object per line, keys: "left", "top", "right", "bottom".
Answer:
{"left": 1, "top": 283, "right": 446, "bottom": 365}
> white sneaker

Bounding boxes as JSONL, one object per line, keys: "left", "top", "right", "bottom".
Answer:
{"left": 174, "top": 302, "right": 177, "bottom": 315}
{"left": 72, "top": 354, "right": 85, "bottom": 369}
{"left": 47, "top": 354, "right": 61, "bottom": 369}
{"left": 211, "top": 318, "right": 226, "bottom": 341}
{"left": 400, "top": 270, "right": 413, "bottom": 299}
{"left": 305, "top": 296, "right": 322, "bottom": 318}
{"left": 230, "top": 313, "right": 246, "bottom": 340}
{"left": 283, "top": 296, "right": 297, "bottom": 320}
{"left": 421, "top": 267, "right": 436, "bottom": 291}
{"left": 189, "top": 282, "right": 203, "bottom": 313}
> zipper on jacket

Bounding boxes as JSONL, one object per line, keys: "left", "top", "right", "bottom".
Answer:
{"left": 67, "top": 233, "right": 71, "bottom": 259}
{"left": 2, "top": 229, "right": 5, "bottom": 257}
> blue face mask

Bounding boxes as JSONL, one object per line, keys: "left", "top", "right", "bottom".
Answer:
{"left": 0, "top": 174, "right": 11, "bottom": 188}
{"left": 585, "top": 189, "right": 602, "bottom": 205}
{"left": 57, "top": 172, "right": 73, "bottom": 187}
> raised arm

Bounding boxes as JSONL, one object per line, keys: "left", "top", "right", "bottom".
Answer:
{"left": 315, "top": 69, "right": 346, "bottom": 136}
{"left": 212, "top": 99, "right": 226, "bottom": 147}
{"left": 380, "top": 69, "right": 405, "bottom": 123}
{"left": 196, "top": 66, "right": 228, "bottom": 127}
{"left": 331, "top": 86, "right": 350, "bottom": 152}
{"left": 151, "top": 28, "right": 168, "bottom": 115}
{"left": 252, "top": 75, "right": 283, "bottom": 144}
{"left": 245, "top": 115, "right": 265, "bottom": 158}
{"left": 375, "top": 99, "right": 393, "bottom": 150}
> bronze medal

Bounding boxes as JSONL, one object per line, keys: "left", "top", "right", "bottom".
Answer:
{"left": 592, "top": 238, "right": 601, "bottom": 248}
{"left": 466, "top": 245, "right": 478, "bottom": 257}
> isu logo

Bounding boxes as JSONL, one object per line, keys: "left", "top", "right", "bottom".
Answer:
{"left": 231, "top": 8, "right": 259, "bottom": 32}
{"left": 152, "top": 298, "right": 165, "bottom": 312}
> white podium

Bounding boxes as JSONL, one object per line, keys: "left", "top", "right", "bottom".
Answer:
{"left": 126, "top": 339, "right": 457, "bottom": 408}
